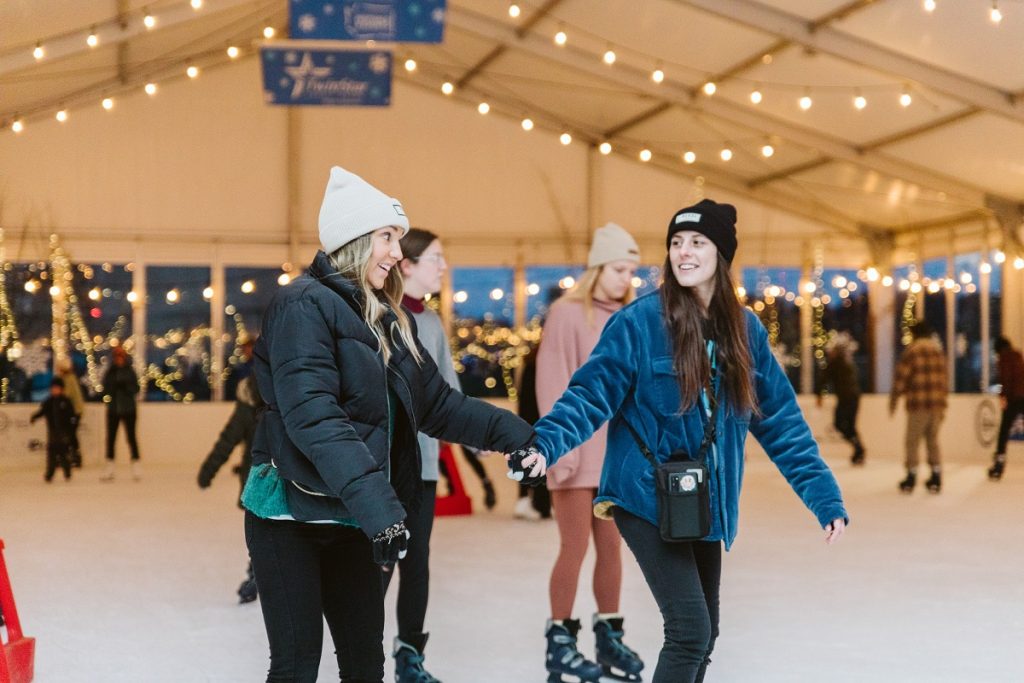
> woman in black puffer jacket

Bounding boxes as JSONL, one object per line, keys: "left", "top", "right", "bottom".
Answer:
{"left": 245, "top": 166, "right": 538, "bottom": 683}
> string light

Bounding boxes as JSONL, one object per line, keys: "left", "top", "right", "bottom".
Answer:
{"left": 720, "top": 147, "right": 733, "bottom": 161}
{"left": 55, "top": 109, "right": 68, "bottom": 123}
{"left": 527, "top": 283, "right": 540, "bottom": 296}
{"left": 702, "top": 82, "right": 717, "bottom": 96}
{"left": 11, "top": 119, "right": 24, "bottom": 133}
{"left": 144, "top": 13, "right": 156, "bottom": 29}
{"left": 900, "top": 90, "right": 913, "bottom": 107}
{"left": 990, "top": 2, "right": 1003, "bottom": 23}
{"left": 980, "top": 262, "right": 992, "bottom": 274}
{"left": 521, "top": 118, "right": 534, "bottom": 131}
{"left": 453, "top": 290, "right": 468, "bottom": 303}
{"left": 186, "top": 65, "right": 199, "bottom": 79}
{"left": 853, "top": 92, "right": 867, "bottom": 110}
{"left": 599, "top": 141, "right": 612, "bottom": 155}
{"left": 603, "top": 48, "right": 617, "bottom": 65}
{"left": 441, "top": 81, "right": 454, "bottom": 95}
{"left": 559, "top": 132, "right": 572, "bottom": 145}
{"left": 508, "top": 3, "right": 521, "bottom": 18}
{"left": 263, "top": 26, "right": 275, "bottom": 39}
{"left": 651, "top": 68, "right": 664, "bottom": 83}
{"left": 33, "top": 43, "right": 45, "bottom": 61}
{"left": 554, "top": 30, "right": 567, "bottom": 46}
{"left": 404, "top": 58, "right": 417, "bottom": 72}
{"left": 1015, "top": 257, "right": 1024, "bottom": 270}
{"left": 882, "top": 275, "right": 894, "bottom": 287}
{"left": 477, "top": 102, "right": 490, "bottom": 115}
{"left": 144, "top": 82, "right": 157, "bottom": 96}
{"left": 166, "top": 289, "right": 180, "bottom": 303}
{"left": 202, "top": 287, "right": 214, "bottom": 300}
{"left": 639, "top": 148, "right": 652, "bottom": 162}
{"left": 87, "top": 28, "right": 99, "bottom": 48}
{"left": 683, "top": 150, "right": 696, "bottom": 164}
{"left": 191, "top": 0, "right": 203, "bottom": 9}
{"left": 923, "top": 0, "right": 936, "bottom": 12}
{"left": 102, "top": 97, "right": 114, "bottom": 110}
{"left": 750, "top": 88, "right": 763, "bottom": 104}
{"left": 761, "top": 144, "right": 775, "bottom": 158}
{"left": 489, "top": 288, "right": 504, "bottom": 301}
{"left": 994, "top": 251, "right": 1006, "bottom": 263}
{"left": 799, "top": 93, "right": 813, "bottom": 110}
{"left": 227, "top": 46, "right": 240, "bottom": 59}
{"left": 277, "top": 273, "right": 291, "bottom": 286}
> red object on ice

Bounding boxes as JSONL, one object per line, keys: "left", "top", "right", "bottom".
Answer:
{"left": 0, "top": 539, "right": 35, "bottom": 683}
{"left": 434, "top": 443, "right": 473, "bottom": 516}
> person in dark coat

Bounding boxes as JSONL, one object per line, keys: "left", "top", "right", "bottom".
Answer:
{"left": 101, "top": 346, "right": 141, "bottom": 481}
{"left": 990, "top": 335, "right": 1024, "bottom": 480}
{"left": 199, "top": 374, "right": 264, "bottom": 603}
{"left": 244, "top": 166, "right": 538, "bottom": 683}
{"left": 816, "top": 335, "right": 866, "bottom": 465}
{"left": 30, "top": 377, "right": 77, "bottom": 482}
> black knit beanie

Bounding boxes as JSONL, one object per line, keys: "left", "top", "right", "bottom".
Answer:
{"left": 666, "top": 199, "right": 738, "bottom": 263}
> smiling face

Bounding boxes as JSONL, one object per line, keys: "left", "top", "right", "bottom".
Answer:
{"left": 365, "top": 226, "right": 404, "bottom": 290}
{"left": 593, "top": 259, "right": 638, "bottom": 302}
{"left": 399, "top": 238, "right": 446, "bottom": 299}
{"left": 668, "top": 230, "right": 719, "bottom": 307}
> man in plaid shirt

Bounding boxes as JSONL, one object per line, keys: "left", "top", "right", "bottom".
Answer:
{"left": 890, "top": 321, "right": 948, "bottom": 493}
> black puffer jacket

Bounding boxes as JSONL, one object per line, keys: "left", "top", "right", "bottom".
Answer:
{"left": 251, "top": 251, "right": 534, "bottom": 537}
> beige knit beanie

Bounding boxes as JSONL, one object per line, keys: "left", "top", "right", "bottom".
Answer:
{"left": 588, "top": 222, "right": 641, "bottom": 268}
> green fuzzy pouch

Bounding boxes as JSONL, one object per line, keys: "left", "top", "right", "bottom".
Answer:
{"left": 241, "top": 462, "right": 291, "bottom": 519}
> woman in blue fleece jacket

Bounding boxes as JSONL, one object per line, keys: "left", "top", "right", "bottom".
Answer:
{"left": 528, "top": 199, "right": 848, "bottom": 683}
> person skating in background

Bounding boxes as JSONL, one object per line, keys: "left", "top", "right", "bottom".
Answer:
{"left": 513, "top": 200, "right": 847, "bottom": 683}
{"left": 534, "top": 222, "right": 644, "bottom": 683}
{"left": 198, "top": 374, "right": 265, "bottom": 603}
{"left": 989, "top": 335, "right": 1024, "bottom": 480}
{"left": 30, "top": 377, "right": 77, "bottom": 482}
{"left": 815, "top": 333, "right": 866, "bottom": 465}
{"left": 55, "top": 359, "right": 85, "bottom": 468}
{"left": 244, "top": 166, "right": 537, "bottom": 683}
{"left": 890, "top": 320, "right": 948, "bottom": 493}
{"left": 101, "top": 346, "right": 141, "bottom": 481}
{"left": 514, "top": 345, "right": 551, "bottom": 520}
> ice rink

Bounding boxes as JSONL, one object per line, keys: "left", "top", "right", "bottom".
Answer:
{"left": 2, "top": 441, "right": 1022, "bottom": 682}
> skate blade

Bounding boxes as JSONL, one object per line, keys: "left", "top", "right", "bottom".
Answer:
{"left": 547, "top": 673, "right": 601, "bottom": 683}
{"left": 600, "top": 666, "right": 642, "bottom": 682}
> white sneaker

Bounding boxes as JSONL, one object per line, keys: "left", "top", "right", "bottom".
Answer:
{"left": 514, "top": 496, "right": 541, "bottom": 521}
{"left": 130, "top": 461, "right": 142, "bottom": 481}
{"left": 100, "top": 461, "right": 115, "bottom": 482}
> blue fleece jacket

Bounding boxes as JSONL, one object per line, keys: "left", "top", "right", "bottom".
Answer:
{"left": 533, "top": 292, "right": 848, "bottom": 550}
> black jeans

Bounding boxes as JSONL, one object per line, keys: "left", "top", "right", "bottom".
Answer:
{"left": 45, "top": 439, "right": 72, "bottom": 481}
{"left": 995, "top": 398, "right": 1024, "bottom": 455}
{"left": 614, "top": 508, "right": 722, "bottom": 683}
{"left": 105, "top": 411, "right": 140, "bottom": 461}
{"left": 245, "top": 512, "right": 385, "bottom": 683}
{"left": 382, "top": 480, "right": 436, "bottom": 640}
{"left": 834, "top": 395, "right": 863, "bottom": 448}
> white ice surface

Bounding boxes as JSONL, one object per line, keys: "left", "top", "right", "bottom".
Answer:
{"left": 1, "top": 442, "right": 1022, "bottom": 682}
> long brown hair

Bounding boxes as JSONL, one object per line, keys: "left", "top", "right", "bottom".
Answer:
{"left": 659, "top": 254, "right": 757, "bottom": 415}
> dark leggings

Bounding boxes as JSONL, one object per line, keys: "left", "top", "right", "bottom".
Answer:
{"left": 613, "top": 508, "right": 722, "bottom": 683}
{"left": 105, "top": 412, "right": 140, "bottom": 461}
{"left": 995, "top": 398, "right": 1024, "bottom": 455}
{"left": 382, "top": 481, "right": 437, "bottom": 640}
{"left": 834, "top": 395, "right": 863, "bottom": 448}
{"left": 245, "top": 512, "right": 385, "bottom": 683}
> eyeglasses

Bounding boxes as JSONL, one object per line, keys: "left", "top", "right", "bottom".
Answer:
{"left": 412, "top": 253, "right": 446, "bottom": 265}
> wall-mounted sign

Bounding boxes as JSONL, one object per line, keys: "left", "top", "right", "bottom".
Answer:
{"left": 261, "top": 45, "right": 392, "bottom": 107}
{"left": 290, "top": 0, "right": 446, "bottom": 43}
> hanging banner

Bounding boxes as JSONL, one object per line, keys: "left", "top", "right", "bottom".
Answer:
{"left": 260, "top": 45, "right": 392, "bottom": 107}
{"left": 290, "top": 0, "right": 446, "bottom": 43}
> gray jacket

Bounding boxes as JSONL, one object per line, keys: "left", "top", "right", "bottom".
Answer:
{"left": 407, "top": 304, "right": 461, "bottom": 481}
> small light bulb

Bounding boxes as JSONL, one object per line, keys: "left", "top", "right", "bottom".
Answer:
{"left": 191, "top": 0, "right": 203, "bottom": 9}
{"left": 527, "top": 283, "right": 540, "bottom": 296}
{"left": 50, "top": 285, "right": 61, "bottom": 297}
{"left": 761, "top": 144, "right": 774, "bottom": 158}
{"left": 603, "top": 49, "right": 616, "bottom": 65}
{"left": 263, "top": 26, "right": 275, "bottom": 39}
{"left": 490, "top": 288, "right": 504, "bottom": 301}
{"left": 560, "top": 132, "right": 572, "bottom": 145}
{"left": 799, "top": 95, "right": 813, "bottom": 110}
{"left": 56, "top": 109, "right": 68, "bottom": 122}
{"left": 166, "top": 289, "right": 179, "bottom": 303}
{"left": 980, "top": 262, "right": 992, "bottom": 274}
{"left": 900, "top": 92, "right": 912, "bottom": 107}
{"left": 127, "top": 291, "right": 138, "bottom": 303}
{"left": 683, "top": 151, "right": 696, "bottom": 164}
{"left": 144, "top": 82, "right": 157, "bottom": 96}
{"left": 1014, "top": 257, "right": 1024, "bottom": 270}
{"left": 87, "top": 31, "right": 99, "bottom": 48}
{"left": 720, "top": 148, "right": 733, "bottom": 161}
{"left": 441, "top": 81, "right": 454, "bottom": 95}
{"left": 12, "top": 119, "right": 24, "bottom": 133}
{"left": 241, "top": 280, "right": 255, "bottom": 294}
{"left": 991, "top": 3, "right": 1002, "bottom": 23}
{"left": 187, "top": 65, "right": 199, "bottom": 78}
{"left": 477, "top": 102, "right": 490, "bottom": 115}
{"left": 651, "top": 68, "right": 664, "bottom": 83}
{"left": 923, "top": 0, "right": 936, "bottom": 12}
{"left": 599, "top": 142, "right": 612, "bottom": 155}
{"left": 102, "top": 97, "right": 114, "bottom": 110}
{"left": 554, "top": 31, "right": 567, "bottom": 46}
{"left": 227, "top": 46, "right": 240, "bottom": 59}
{"left": 702, "top": 82, "right": 717, "bottom": 96}
{"left": 639, "top": 148, "right": 652, "bottom": 162}
{"left": 202, "top": 287, "right": 214, "bottom": 300}
{"left": 404, "top": 58, "right": 417, "bottom": 72}
{"left": 508, "top": 3, "right": 521, "bottom": 18}
{"left": 89, "top": 288, "right": 101, "bottom": 301}
{"left": 750, "top": 89, "right": 763, "bottom": 104}
{"left": 521, "top": 118, "right": 534, "bottom": 131}
{"left": 278, "top": 273, "right": 291, "bottom": 286}
{"left": 995, "top": 251, "right": 1006, "bottom": 263}
{"left": 854, "top": 94, "right": 867, "bottom": 110}
{"left": 144, "top": 14, "right": 156, "bottom": 29}
{"left": 33, "top": 43, "right": 45, "bottom": 60}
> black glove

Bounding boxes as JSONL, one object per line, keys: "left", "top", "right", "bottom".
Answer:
{"left": 197, "top": 466, "right": 214, "bottom": 489}
{"left": 506, "top": 446, "right": 547, "bottom": 487}
{"left": 371, "top": 521, "right": 409, "bottom": 567}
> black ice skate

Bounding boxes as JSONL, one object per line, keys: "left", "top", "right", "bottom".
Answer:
{"left": 237, "top": 564, "right": 258, "bottom": 604}
{"left": 988, "top": 455, "right": 1006, "bottom": 481}
{"left": 850, "top": 444, "right": 865, "bottom": 466}
{"left": 545, "top": 619, "right": 603, "bottom": 683}
{"left": 925, "top": 471, "right": 941, "bottom": 493}
{"left": 898, "top": 471, "right": 916, "bottom": 493}
{"left": 593, "top": 614, "right": 644, "bottom": 682}
{"left": 394, "top": 633, "right": 441, "bottom": 683}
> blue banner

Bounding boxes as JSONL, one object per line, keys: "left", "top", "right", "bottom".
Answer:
{"left": 290, "top": 0, "right": 446, "bottom": 43}
{"left": 261, "top": 46, "right": 392, "bottom": 106}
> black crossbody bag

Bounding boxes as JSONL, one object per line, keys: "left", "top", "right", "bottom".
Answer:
{"left": 623, "top": 374, "right": 720, "bottom": 543}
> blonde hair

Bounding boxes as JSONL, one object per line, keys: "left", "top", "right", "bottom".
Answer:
{"left": 561, "top": 264, "right": 635, "bottom": 327}
{"left": 328, "top": 233, "right": 422, "bottom": 366}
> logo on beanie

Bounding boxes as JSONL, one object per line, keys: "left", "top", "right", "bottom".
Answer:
{"left": 393, "top": 203, "right": 406, "bottom": 217}
{"left": 675, "top": 212, "right": 702, "bottom": 224}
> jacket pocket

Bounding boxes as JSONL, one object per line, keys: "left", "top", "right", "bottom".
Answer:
{"left": 651, "top": 356, "right": 682, "bottom": 416}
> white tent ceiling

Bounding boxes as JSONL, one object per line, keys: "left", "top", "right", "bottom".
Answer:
{"left": 1, "top": 0, "right": 1023, "bottom": 266}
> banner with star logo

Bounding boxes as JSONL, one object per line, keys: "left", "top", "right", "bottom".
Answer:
{"left": 260, "top": 45, "right": 392, "bottom": 106}
{"left": 290, "top": 0, "right": 446, "bottom": 43}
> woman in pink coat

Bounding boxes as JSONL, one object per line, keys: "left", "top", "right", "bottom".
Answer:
{"left": 536, "top": 223, "right": 644, "bottom": 682}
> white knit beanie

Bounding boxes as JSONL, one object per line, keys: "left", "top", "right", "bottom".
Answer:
{"left": 318, "top": 166, "right": 410, "bottom": 254}
{"left": 587, "top": 222, "right": 641, "bottom": 268}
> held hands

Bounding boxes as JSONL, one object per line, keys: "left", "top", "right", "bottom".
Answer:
{"left": 505, "top": 446, "right": 547, "bottom": 487}
{"left": 371, "top": 520, "right": 410, "bottom": 569}
{"left": 824, "top": 518, "right": 846, "bottom": 545}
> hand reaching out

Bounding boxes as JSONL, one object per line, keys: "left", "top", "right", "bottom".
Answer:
{"left": 505, "top": 446, "right": 547, "bottom": 487}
